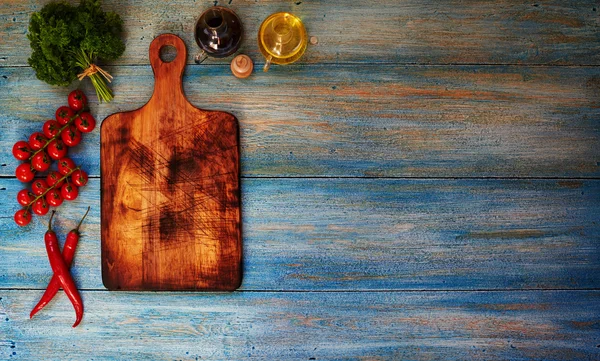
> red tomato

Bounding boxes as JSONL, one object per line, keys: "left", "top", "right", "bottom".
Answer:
{"left": 31, "top": 179, "right": 49, "bottom": 196}
{"left": 47, "top": 139, "right": 68, "bottom": 160}
{"left": 17, "top": 189, "right": 36, "bottom": 207}
{"left": 71, "top": 169, "right": 88, "bottom": 187}
{"left": 12, "top": 141, "right": 33, "bottom": 161}
{"left": 46, "top": 171, "right": 65, "bottom": 188}
{"left": 75, "top": 112, "right": 96, "bottom": 133}
{"left": 43, "top": 120, "right": 61, "bottom": 138}
{"left": 14, "top": 209, "right": 32, "bottom": 227}
{"left": 15, "top": 163, "right": 35, "bottom": 182}
{"left": 28, "top": 132, "right": 48, "bottom": 150}
{"left": 61, "top": 125, "right": 82, "bottom": 147}
{"left": 56, "top": 106, "right": 75, "bottom": 125}
{"left": 57, "top": 157, "right": 76, "bottom": 175}
{"left": 61, "top": 183, "right": 79, "bottom": 201}
{"left": 68, "top": 89, "right": 87, "bottom": 111}
{"left": 46, "top": 189, "right": 64, "bottom": 207}
{"left": 31, "top": 151, "right": 51, "bottom": 172}
{"left": 32, "top": 198, "right": 50, "bottom": 216}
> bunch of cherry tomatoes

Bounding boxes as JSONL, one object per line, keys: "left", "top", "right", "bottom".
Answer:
{"left": 12, "top": 90, "right": 95, "bottom": 226}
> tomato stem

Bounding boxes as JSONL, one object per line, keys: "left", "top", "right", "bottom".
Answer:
{"left": 28, "top": 110, "right": 85, "bottom": 162}
{"left": 24, "top": 166, "right": 81, "bottom": 212}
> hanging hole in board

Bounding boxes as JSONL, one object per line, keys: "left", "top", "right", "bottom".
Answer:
{"left": 159, "top": 45, "right": 177, "bottom": 63}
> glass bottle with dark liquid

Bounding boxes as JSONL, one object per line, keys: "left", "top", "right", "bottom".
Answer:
{"left": 194, "top": 6, "right": 243, "bottom": 63}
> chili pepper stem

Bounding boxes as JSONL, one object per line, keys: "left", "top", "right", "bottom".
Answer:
{"left": 47, "top": 210, "right": 55, "bottom": 231}
{"left": 76, "top": 206, "right": 91, "bottom": 232}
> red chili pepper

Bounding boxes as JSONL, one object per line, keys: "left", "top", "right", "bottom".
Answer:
{"left": 43, "top": 211, "right": 84, "bottom": 327}
{"left": 30, "top": 207, "right": 90, "bottom": 320}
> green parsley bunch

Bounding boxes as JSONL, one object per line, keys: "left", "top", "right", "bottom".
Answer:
{"left": 27, "top": 0, "right": 125, "bottom": 102}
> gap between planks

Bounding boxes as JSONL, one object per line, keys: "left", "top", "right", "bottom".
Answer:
{"left": 1, "top": 288, "right": 599, "bottom": 293}
{"left": 2, "top": 63, "right": 600, "bottom": 69}
{"left": 1, "top": 176, "right": 600, "bottom": 180}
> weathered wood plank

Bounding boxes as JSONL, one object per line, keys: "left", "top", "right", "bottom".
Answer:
{"left": 0, "top": 290, "right": 598, "bottom": 360}
{"left": 1, "top": 64, "right": 599, "bottom": 178}
{"left": 1, "top": 0, "right": 599, "bottom": 66}
{"left": 1, "top": 178, "right": 598, "bottom": 291}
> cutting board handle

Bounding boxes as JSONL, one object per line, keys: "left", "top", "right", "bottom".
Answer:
{"left": 148, "top": 34, "right": 188, "bottom": 104}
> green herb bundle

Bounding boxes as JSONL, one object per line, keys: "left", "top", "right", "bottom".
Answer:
{"left": 27, "top": 0, "right": 125, "bottom": 102}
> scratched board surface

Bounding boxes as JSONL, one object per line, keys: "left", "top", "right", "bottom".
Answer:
{"left": 101, "top": 35, "right": 242, "bottom": 291}
{"left": 1, "top": 0, "right": 599, "bottom": 360}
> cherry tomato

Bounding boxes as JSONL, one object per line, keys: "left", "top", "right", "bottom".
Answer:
{"left": 46, "top": 171, "right": 65, "bottom": 188}
{"left": 12, "top": 141, "right": 33, "bottom": 161}
{"left": 31, "top": 179, "right": 49, "bottom": 195}
{"left": 15, "top": 163, "right": 35, "bottom": 182}
{"left": 56, "top": 106, "right": 75, "bottom": 125}
{"left": 57, "top": 157, "right": 76, "bottom": 175}
{"left": 71, "top": 169, "right": 88, "bottom": 187}
{"left": 43, "top": 120, "right": 61, "bottom": 138}
{"left": 17, "top": 189, "right": 36, "bottom": 207}
{"left": 28, "top": 132, "right": 48, "bottom": 150}
{"left": 46, "top": 189, "right": 63, "bottom": 207}
{"left": 31, "top": 151, "right": 51, "bottom": 172}
{"left": 47, "top": 139, "right": 68, "bottom": 160}
{"left": 68, "top": 89, "right": 87, "bottom": 111}
{"left": 75, "top": 112, "right": 96, "bottom": 133}
{"left": 14, "top": 209, "right": 32, "bottom": 227}
{"left": 61, "top": 183, "right": 79, "bottom": 201}
{"left": 32, "top": 198, "right": 50, "bottom": 216}
{"left": 61, "top": 125, "right": 82, "bottom": 147}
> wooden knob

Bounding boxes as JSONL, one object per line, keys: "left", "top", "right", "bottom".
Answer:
{"left": 231, "top": 54, "right": 253, "bottom": 78}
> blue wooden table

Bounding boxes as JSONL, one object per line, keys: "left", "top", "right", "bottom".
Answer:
{"left": 1, "top": 1, "right": 599, "bottom": 360}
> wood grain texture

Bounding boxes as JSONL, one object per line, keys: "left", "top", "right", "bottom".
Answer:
{"left": 1, "top": 1, "right": 599, "bottom": 359}
{"left": 1, "top": 0, "right": 599, "bottom": 66}
{"left": 1, "top": 178, "right": 598, "bottom": 291}
{"left": 1, "top": 64, "right": 599, "bottom": 178}
{"left": 1, "top": 290, "right": 599, "bottom": 360}
{"left": 101, "top": 35, "right": 241, "bottom": 291}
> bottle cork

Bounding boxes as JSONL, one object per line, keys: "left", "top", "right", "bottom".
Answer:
{"left": 231, "top": 54, "right": 253, "bottom": 79}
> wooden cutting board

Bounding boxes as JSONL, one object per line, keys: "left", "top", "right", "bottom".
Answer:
{"left": 100, "top": 34, "right": 242, "bottom": 291}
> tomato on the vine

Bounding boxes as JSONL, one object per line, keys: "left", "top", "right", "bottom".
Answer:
{"left": 12, "top": 141, "right": 32, "bottom": 161}
{"left": 46, "top": 189, "right": 63, "bottom": 207}
{"left": 71, "top": 169, "right": 88, "bottom": 187}
{"left": 28, "top": 132, "right": 48, "bottom": 150}
{"left": 14, "top": 209, "right": 32, "bottom": 227}
{"left": 17, "top": 189, "right": 36, "bottom": 207}
{"left": 75, "top": 112, "right": 96, "bottom": 133}
{"left": 56, "top": 106, "right": 75, "bottom": 125}
{"left": 47, "top": 139, "right": 68, "bottom": 160}
{"left": 57, "top": 157, "right": 76, "bottom": 175}
{"left": 61, "top": 125, "right": 82, "bottom": 147}
{"left": 31, "top": 179, "right": 49, "bottom": 196}
{"left": 68, "top": 90, "right": 87, "bottom": 111}
{"left": 31, "top": 151, "right": 51, "bottom": 172}
{"left": 15, "top": 163, "right": 35, "bottom": 182}
{"left": 61, "top": 183, "right": 79, "bottom": 201}
{"left": 32, "top": 198, "right": 50, "bottom": 216}
{"left": 46, "top": 171, "right": 65, "bottom": 188}
{"left": 43, "top": 120, "right": 61, "bottom": 138}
